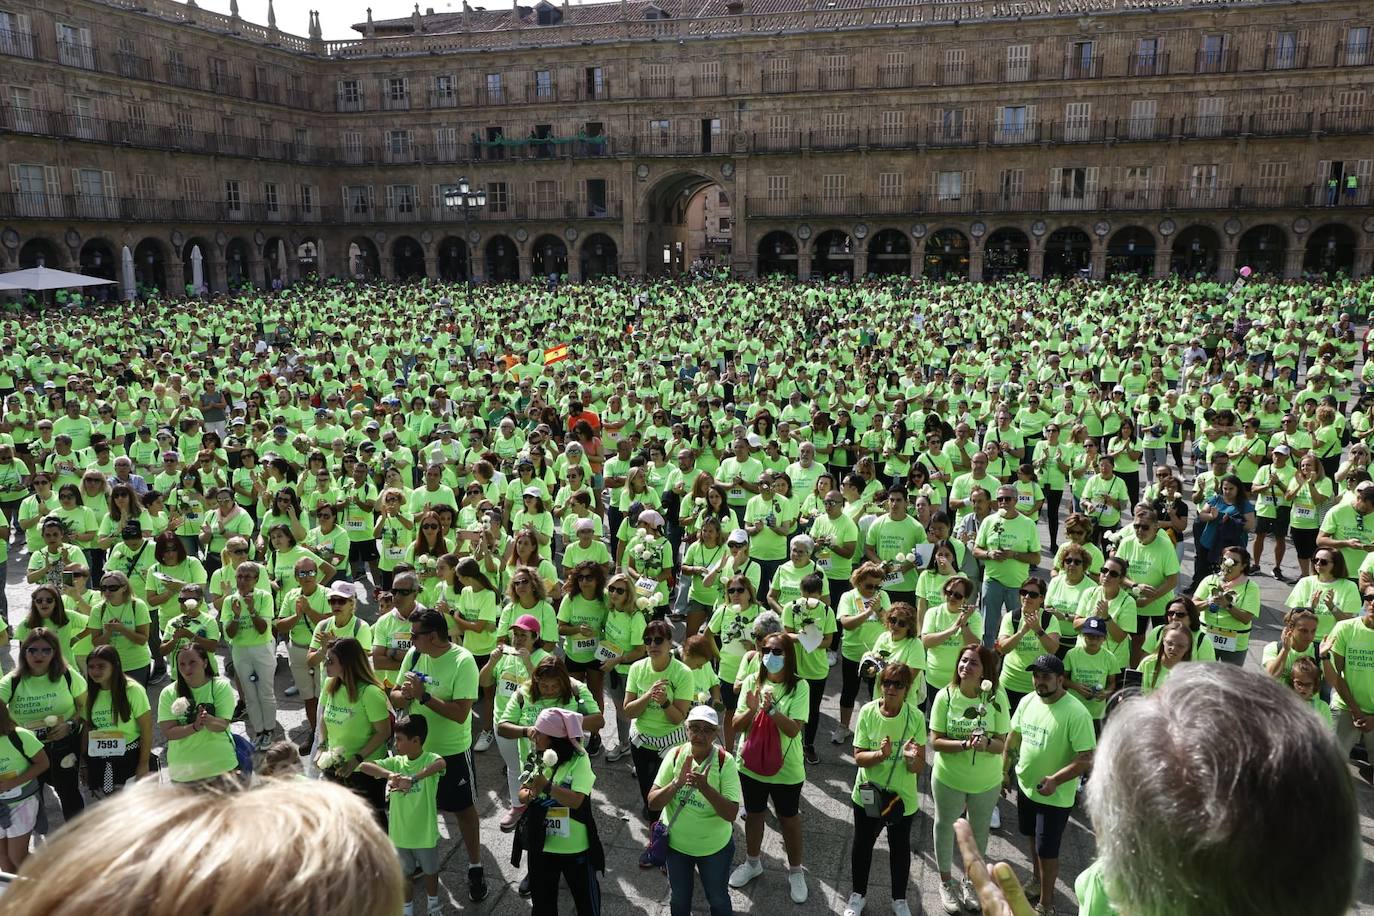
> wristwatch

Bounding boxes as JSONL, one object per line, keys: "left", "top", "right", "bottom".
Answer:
{"left": 420, "top": 692, "right": 432, "bottom": 706}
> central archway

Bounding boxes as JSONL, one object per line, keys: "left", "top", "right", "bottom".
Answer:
{"left": 531, "top": 235, "right": 568, "bottom": 278}
{"left": 1043, "top": 227, "right": 1092, "bottom": 278}
{"left": 757, "top": 231, "right": 798, "bottom": 278}
{"left": 812, "top": 230, "right": 854, "bottom": 279}
{"left": 984, "top": 228, "right": 1029, "bottom": 279}
{"left": 642, "top": 170, "right": 732, "bottom": 276}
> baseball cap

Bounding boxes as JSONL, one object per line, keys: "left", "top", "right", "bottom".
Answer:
{"left": 327, "top": 581, "right": 356, "bottom": 599}
{"left": 522, "top": 486, "right": 542, "bottom": 498}
{"left": 1028, "top": 654, "right": 1066, "bottom": 675}
{"left": 686, "top": 706, "right": 719, "bottom": 727}
{"left": 727, "top": 529, "right": 749, "bottom": 546}
{"left": 1080, "top": 617, "right": 1109, "bottom": 638}
{"left": 513, "top": 614, "right": 542, "bottom": 633}
{"left": 574, "top": 518, "right": 596, "bottom": 533}
{"left": 1273, "top": 444, "right": 1291, "bottom": 455}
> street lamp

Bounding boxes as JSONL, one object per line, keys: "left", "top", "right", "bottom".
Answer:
{"left": 444, "top": 176, "right": 486, "bottom": 283}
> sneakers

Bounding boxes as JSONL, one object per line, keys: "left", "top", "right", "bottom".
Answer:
{"left": 788, "top": 868, "right": 808, "bottom": 904}
{"left": 891, "top": 901, "right": 911, "bottom": 916}
{"left": 728, "top": 858, "right": 763, "bottom": 888}
{"left": 467, "top": 866, "right": 488, "bottom": 903}
{"left": 586, "top": 734, "right": 603, "bottom": 757}
{"left": 499, "top": 804, "right": 525, "bottom": 833}
{"left": 254, "top": 731, "right": 274, "bottom": 751}
{"left": 940, "top": 878, "right": 964, "bottom": 914}
{"left": 829, "top": 727, "right": 852, "bottom": 746}
{"left": 607, "top": 743, "right": 631, "bottom": 762}
{"left": 843, "top": 892, "right": 866, "bottom": 916}
{"left": 960, "top": 877, "right": 979, "bottom": 912}
{"left": 827, "top": 649, "right": 839, "bottom": 668}
{"left": 518, "top": 874, "right": 531, "bottom": 897}
{"left": 803, "top": 745, "right": 820, "bottom": 766}
{"left": 474, "top": 730, "right": 494, "bottom": 752}
{"left": 1273, "top": 566, "right": 1288, "bottom": 583}
{"left": 284, "top": 685, "right": 300, "bottom": 697}
{"left": 1034, "top": 904, "right": 1057, "bottom": 916}
{"left": 990, "top": 803, "right": 1001, "bottom": 830}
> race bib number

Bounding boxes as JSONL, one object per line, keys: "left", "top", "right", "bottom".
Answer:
{"left": 1209, "top": 630, "right": 1238, "bottom": 652}
{"left": 729, "top": 488, "right": 744, "bottom": 501}
{"left": 1017, "top": 493, "right": 1033, "bottom": 507}
{"left": 573, "top": 636, "right": 599, "bottom": 654}
{"left": 815, "top": 556, "right": 832, "bottom": 571}
{"left": 1294, "top": 505, "right": 1315, "bottom": 521}
{"left": 88, "top": 730, "right": 127, "bottom": 758}
{"left": 390, "top": 636, "right": 412, "bottom": 652}
{"left": 545, "top": 805, "right": 571, "bottom": 838}
{"left": 346, "top": 518, "right": 366, "bottom": 531}
{"left": 882, "top": 569, "right": 903, "bottom": 587}
{"left": 635, "top": 576, "right": 658, "bottom": 597}
{"left": 386, "top": 546, "right": 405, "bottom": 561}
{"left": 596, "top": 640, "right": 622, "bottom": 663}
{"left": 498, "top": 673, "right": 522, "bottom": 697}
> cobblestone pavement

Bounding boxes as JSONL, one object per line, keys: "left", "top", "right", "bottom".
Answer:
{"left": 7, "top": 515, "right": 1374, "bottom": 914}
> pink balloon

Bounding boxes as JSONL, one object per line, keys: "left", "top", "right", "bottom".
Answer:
{"left": 1239, "top": 266, "right": 1253, "bottom": 278}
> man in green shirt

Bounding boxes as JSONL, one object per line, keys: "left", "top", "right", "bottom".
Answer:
{"left": 1004, "top": 654, "right": 1095, "bottom": 916}
{"left": 1327, "top": 593, "right": 1374, "bottom": 761}
{"left": 974, "top": 486, "right": 1043, "bottom": 646}
{"left": 391, "top": 607, "right": 487, "bottom": 903}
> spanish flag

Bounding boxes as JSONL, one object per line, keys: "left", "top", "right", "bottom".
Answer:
{"left": 544, "top": 343, "right": 570, "bottom": 365}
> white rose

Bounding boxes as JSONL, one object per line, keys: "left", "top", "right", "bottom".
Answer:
{"left": 636, "top": 597, "right": 651, "bottom": 610}
{"left": 980, "top": 679, "right": 993, "bottom": 693}
{"left": 696, "top": 691, "right": 711, "bottom": 704}
{"left": 541, "top": 749, "right": 559, "bottom": 768}
{"left": 170, "top": 698, "right": 191, "bottom": 717}
{"left": 806, "top": 598, "right": 821, "bottom": 609}
{"left": 44, "top": 715, "right": 59, "bottom": 728}
{"left": 184, "top": 599, "right": 199, "bottom": 611}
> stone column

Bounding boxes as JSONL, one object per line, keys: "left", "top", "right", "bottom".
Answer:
{"left": 1216, "top": 246, "right": 1238, "bottom": 281}
{"left": 247, "top": 257, "right": 266, "bottom": 289}
{"left": 911, "top": 243, "right": 925, "bottom": 279}
{"left": 165, "top": 259, "right": 185, "bottom": 296}
{"left": 1028, "top": 243, "right": 1045, "bottom": 279}
{"left": 1354, "top": 240, "right": 1373, "bottom": 280}
{"left": 1152, "top": 244, "right": 1171, "bottom": 279}
{"left": 1088, "top": 242, "right": 1106, "bottom": 280}
{"left": 797, "top": 247, "right": 812, "bottom": 281}
{"left": 423, "top": 255, "right": 438, "bottom": 280}
{"left": 853, "top": 241, "right": 868, "bottom": 279}
{"left": 1283, "top": 244, "right": 1305, "bottom": 279}
{"left": 968, "top": 243, "right": 984, "bottom": 282}
{"left": 567, "top": 250, "right": 582, "bottom": 282}
{"left": 518, "top": 253, "right": 532, "bottom": 281}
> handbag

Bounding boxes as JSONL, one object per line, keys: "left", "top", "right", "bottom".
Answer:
{"left": 739, "top": 688, "right": 784, "bottom": 777}
{"left": 858, "top": 707, "right": 914, "bottom": 825}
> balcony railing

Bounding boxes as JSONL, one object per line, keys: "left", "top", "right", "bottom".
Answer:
{"left": 1063, "top": 54, "right": 1103, "bottom": 79}
{"left": 381, "top": 94, "right": 411, "bottom": 111}
{"left": 693, "top": 74, "right": 729, "bottom": 96}
{"left": 1263, "top": 43, "right": 1309, "bottom": 70}
{"left": 934, "top": 62, "right": 971, "bottom": 86}
{"left": 998, "top": 60, "right": 1037, "bottom": 82}
{"left": 335, "top": 95, "right": 365, "bottom": 112}
{"left": 818, "top": 68, "right": 855, "bottom": 91}
{"left": 336, "top": 199, "right": 624, "bottom": 225}
{"left": 253, "top": 81, "right": 281, "bottom": 104}
{"left": 761, "top": 72, "right": 797, "bottom": 93}
{"left": 430, "top": 89, "right": 459, "bottom": 108}
{"left": 208, "top": 72, "right": 242, "bottom": 96}
{"left": 0, "top": 27, "right": 34, "bottom": 58}
{"left": 743, "top": 185, "right": 1349, "bottom": 220}
{"left": 1336, "top": 40, "right": 1370, "bottom": 67}
{"left": 1126, "top": 51, "right": 1169, "bottom": 76}
{"left": 113, "top": 51, "right": 151, "bottom": 79}
{"left": 640, "top": 77, "right": 675, "bottom": 98}
{"left": 166, "top": 61, "right": 200, "bottom": 89}
{"left": 1195, "top": 48, "right": 1238, "bottom": 73}
{"left": 57, "top": 40, "right": 96, "bottom": 69}
{"left": 876, "top": 63, "right": 914, "bottom": 88}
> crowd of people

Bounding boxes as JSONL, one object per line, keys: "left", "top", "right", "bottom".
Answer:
{"left": 0, "top": 271, "right": 1369, "bottom": 915}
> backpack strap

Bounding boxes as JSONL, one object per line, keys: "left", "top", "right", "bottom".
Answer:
{"left": 6, "top": 731, "right": 28, "bottom": 765}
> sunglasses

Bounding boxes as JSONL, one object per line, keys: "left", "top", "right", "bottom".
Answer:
{"left": 1133, "top": 523, "right": 1152, "bottom": 530}
{"left": 880, "top": 679, "right": 907, "bottom": 689}
{"left": 1102, "top": 569, "right": 1124, "bottom": 578}
{"left": 1363, "top": 594, "right": 1374, "bottom": 603}
{"left": 727, "top": 586, "right": 747, "bottom": 594}
{"left": 99, "top": 583, "right": 125, "bottom": 592}
{"left": 1314, "top": 557, "right": 1332, "bottom": 566}
{"left": 763, "top": 647, "right": 786, "bottom": 657}
{"left": 1165, "top": 610, "right": 1188, "bottom": 619}
{"left": 421, "top": 524, "right": 439, "bottom": 530}
{"left": 33, "top": 596, "right": 56, "bottom": 605}
{"left": 1019, "top": 589, "right": 1043, "bottom": 598}
{"left": 1061, "top": 558, "right": 1083, "bottom": 567}
{"left": 945, "top": 590, "right": 968, "bottom": 600}
{"left": 996, "top": 495, "right": 1017, "bottom": 502}
{"left": 888, "top": 618, "right": 913, "bottom": 628}
{"left": 513, "top": 580, "right": 533, "bottom": 587}
{"left": 644, "top": 636, "right": 667, "bottom": 646}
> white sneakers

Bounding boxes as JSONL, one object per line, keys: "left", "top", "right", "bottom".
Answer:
{"left": 474, "top": 730, "right": 493, "bottom": 752}
{"left": 891, "top": 901, "right": 911, "bottom": 916}
{"left": 788, "top": 868, "right": 808, "bottom": 904}
{"left": 728, "top": 859, "right": 763, "bottom": 889}
{"left": 940, "top": 878, "right": 964, "bottom": 914}
{"left": 843, "top": 892, "right": 866, "bottom": 916}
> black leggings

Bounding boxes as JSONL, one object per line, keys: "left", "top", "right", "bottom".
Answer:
{"left": 1122, "top": 472, "right": 1140, "bottom": 514}
{"left": 1169, "top": 440, "right": 1184, "bottom": 469}
{"left": 803, "top": 675, "right": 826, "bottom": 748}
{"left": 840, "top": 657, "right": 875, "bottom": 711}
{"left": 1044, "top": 488, "right": 1063, "bottom": 549}
{"left": 851, "top": 803, "right": 914, "bottom": 898}
{"left": 631, "top": 744, "right": 664, "bottom": 819}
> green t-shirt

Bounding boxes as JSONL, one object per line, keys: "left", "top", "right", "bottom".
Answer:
{"left": 920, "top": 603, "right": 983, "bottom": 689}
{"left": 1074, "top": 860, "right": 1121, "bottom": 916}
{"left": 86, "top": 677, "right": 151, "bottom": 742}
{"left": 930, "top": 683, "right": 1012, "bottom": 795}
{"left": 997, "top": 609, "right": 1058, "bottom": 695}
{"left": 1112, "top": 533, "right": 1180, "bottom": 619}
{"left": 536, "top": 752, "right": 596, "bottom": 855}
{"left": 781, "top": 598, "right": 837, "bottom": 681}
{"left": 653, "top": 743, "right": 742, "bottom": 857}
{"left": 156, "top": 677, "right": 240, "bottom": 782}
{"left": 837, "top": 588, "right": 891, "bottom": 662}
{"left": 376, "top": 751, "right": 444, "bottom": 849}
{"left": 734, "top": 674, "right": 809, "bottom": 785}
{"left": 497, "top": 599, "right": 557, "bottom": 646}
{"left": 0, "top": 669, "right": 87, "bottom": 729}
{"left": 603, "top": 610, "right": 647, "bottom": 675}
{"left": 850, "top": 698, "right": 925, "bottom": 816}
{"left": 743, "top": 493, "right": 791, "bottom": 562}
{"left": 219, "top": 589, "right": 276, "bottom": 648}
{"left": 625, "top": 656, "right": 694, "bottom": 738}
{"left": 557, "top": 594, "right": 608, "bottom": 663}
{"left": 1062, "top": 643, "right": 1122, "bottom": 720}
{"left": 320, "top": 681, "right": 390, "bottom": 761}
{"left": 1319, "top": 504, "right": 1374, "bottom": 578}
{"left": 707, "top": 601, "right": 761, "bottom": 684}
{"left": 453, "top": 587, "right": 500, "bottom": 657}
{"left": 1285, "top": 575, "right": 1359, "bottom": 639}
{"left": 86, "top": 597, "right": 154, "bottom": 670}
{"left": 865, "top": 514, "right": 928, "bottom": 593}
{"left": 975, "top": 512, "right": 1041, "bottom": 588}
{"left": 811, "top": 512, "right": 859, "bottom": 581}
{"left": 158, "top": 610, "right": 221, "bottom": 674}
{"left": 1329, "top": 616, "right": 1374, "bottom": 712}
{"left": 397, "top": 644, "right": 480, "bottom": 755}
{"left": 1010, "top": 692, "right": 1096, "bottom": 808}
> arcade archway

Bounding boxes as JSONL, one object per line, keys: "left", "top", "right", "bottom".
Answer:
{"left": 756, "top": 231, "right": 798, "bottom": 278}
{"left": 642, "top": 170, "right": 732, "bottom": 276}
{"left": 1304, "top": 224, "right": 1357, "bottom": 277}
{"left": 984, "top": 228, "right": 1030, "bottom": 279}
{"left": 1043, "top": 227, "right": 1092, "bottom": 278}
{"left": 1106, "top": 227, "right": 1155, "bottom": 278}
{"left": 1235, "top": 225, "right": 1286, "bottom": 276}
{"left": 1170, "top": 226, "right": 1220, "bottom": 278}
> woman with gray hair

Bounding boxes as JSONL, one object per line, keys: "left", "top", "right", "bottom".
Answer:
{"left": 956, "top": 663, "right": 1359, "bottom": 916}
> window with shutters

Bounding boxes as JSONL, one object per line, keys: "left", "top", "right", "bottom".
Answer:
{"left": 434, "top": 127, "right": 458, "bottom": 162}
{"left": 938, "top": 108, "right": 966, "bottom": 142}
{"left": 386, "top": 184, "right": 416, "bottom": 216}
{"left": 1195, "top": 97, "right": 1224, "bottom": 137}
{"left": 181, "top": 175, "right": 200, "bottom": 201}
{"left": 1272, "top": 31, "right": 1298, "bottom": 69}
{"left": 1337, "top": 89, "right": 1366, "bottom": 119}
{"left": 880, "top": 49, "right": 908, "bottom": 86}
{"left": 337, "top": 79, "right": 362, "bottom": 111}
{"left": 9, "top": 163, "right": 57, "bottom": 217}
{"left": 1064, "top": 102, "right": 1091, "bottom": 141}
{"left": 488, "top": 181, "right": 509, "bottom": 213}
{"left": 433, "top": 74, "right": 456, "bottom": 105}
{"left": 134, "top": 173, "right": 156, "bottom": 199}
{"left": 1346, "top": 26, "right": 1370, "bottom": 66}
{"left": 126, "top": 102, "right": 148, "bottom": 130}
{"left": 56, "top": 22, "right": 93, "bottom": 68}
{"left": 649, "top": 118, "right": 671, "bottom": 150}
{"left": 1188, "top": 164, "right": 1219, "bottom": 202}
{"left": 766, "top": 114, "right": 791, "bottom": 149}
{"left": 1068, "top": 40, "right": 1095, "bottom": 78}
{"left": 1262, "top": 93, "right": 1295, "bottom": 132}
{"left": 998, "top": 105, "right": 1029, "bottom": 143}
{"left": 224, "top": 179, "right": 242, "bottom": 214}
{"left": 533, "top": 179, "right": 558, "bottom": 215}
{"left": 71, "top": 96, "right": 95, "bottom": 139}
{"left": 1128, "top": 99, "right": 1156, "bottom": 139}
{"left": 821, "top": 174, "right": 846, "bottom": 200}
{"left": 880, "top": 110, "right": 906, "bottom": 145}
{"left": 0, "top": 11, "right": 34, "bottom": 58}
{"left": 345, "top": 186, "right": 371, "bottom": 215}
{"left": 823, "top": 53, "right": 850, "bottom": 89}
{"left": 1133, "top": 37, "right": 1163, "bottom": 75}
{"left": 264, "top": 182, "right": 280, "bottom": 214}
{"left": 822, "top": 111, "right": 848, "bottom": 145}
{"left": 298, "top": 184, "right": 315, "bottom": 215}
{"left": 387, "top": 129, "right": 413, "bottom": 162}
{"left": 8, "top": 87, "right": 33, "bottom": 132}
{"left": 943, "top": 47, "right": 967, "bottom": 84}
{"left": 1005, "top": 44, "right": 1030, "bottom": 80}
{"left": 220, "top": 117, "right": 237, "bottom": 140}
{"left": 999, "top": 168, "right": 1024, "bottom": 203}
{"left": 533, "top": 69, "right": 553, "bottom": 98}
{"left": 1049, "top": 166, "right": 1097, "bottom": 208}
{"left": 343, "top": 130, "right": 364, "bottom": 164}
{"left": 1199, "top": 34, "right": 1227, "bottom": 72}
{"left": 765, "top": 56, "right": 793, "bottom": 92}
{"left": 877, "top": 172, "right": 903, "bottom": 198}
{"left": 767, "top": 174, "right": 790, "bottom": 200}
{"left": 386, "top": 77, "right": 408, "bottom": 108}
{"left": 294, "top": 128, "right": 309, "bottom": 151}
{"left": 174, "top": 110, "right": 194, "bottom": 139}
{"left": 936, "top": 170, "right": 962, "bottom": 201}
{"left": 485, "top": 72, "right": 504, "bottom": 104}
{"left": 1257, "top": 161, "right": 1286, "bottom": 188}
{"left": 1119, "top": 165, "right": 1154, "bottom": 203}
{"left": 72, "top": 168, "right": 114, "bottom": 218}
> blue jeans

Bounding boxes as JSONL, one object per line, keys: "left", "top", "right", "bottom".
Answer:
{"left": 980, "top": 578, "right": 1019, "bottom": 647}
{"left": 667, "top": 839, "right": 734, "bottom": 916}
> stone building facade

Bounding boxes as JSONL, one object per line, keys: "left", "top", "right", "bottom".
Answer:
{"left": 0, "top": 0, "right": 1371, "bottom": 291}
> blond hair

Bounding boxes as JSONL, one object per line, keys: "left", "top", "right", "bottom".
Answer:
{"left": 5, "top": 777, "right": 404, "bottom": 916}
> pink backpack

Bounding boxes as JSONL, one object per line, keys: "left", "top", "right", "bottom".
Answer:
{"left": 740, "top": 707, "right": 783, "bottom": 777}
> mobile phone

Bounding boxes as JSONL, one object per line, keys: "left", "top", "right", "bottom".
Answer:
{"left": 62, "top": 572, "right": 74, "bottom": 586}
